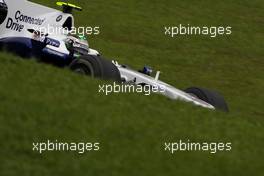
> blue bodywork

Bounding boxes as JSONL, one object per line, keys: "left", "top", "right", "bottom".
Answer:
{"left": 0, "top": 37, "right": 71, "bottom": 66}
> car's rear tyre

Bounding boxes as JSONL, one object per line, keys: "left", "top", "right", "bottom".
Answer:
{"left": 69, "top": 55, "right": 121, "bottom": 82}
{"left": 184, "top": 87, "right": 229, "bottom": 112}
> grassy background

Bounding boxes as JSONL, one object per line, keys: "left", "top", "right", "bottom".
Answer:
{"left": 0, "top": 0, "right": 264, "bottom": 175}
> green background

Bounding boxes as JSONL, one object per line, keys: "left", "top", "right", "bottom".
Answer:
{"left": 0, "top": 0, "right": 263, "bottom": 175}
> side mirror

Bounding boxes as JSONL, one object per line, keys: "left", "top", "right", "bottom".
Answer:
{"left": 27, "top": 29, "right": 48, "bottom": 37}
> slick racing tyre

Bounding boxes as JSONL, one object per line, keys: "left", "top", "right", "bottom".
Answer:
{"left": 184, "top": 87, "right": 229, "bottom": 112}
{"left": 69, "top": 55, "right": 121, "bottom": 82}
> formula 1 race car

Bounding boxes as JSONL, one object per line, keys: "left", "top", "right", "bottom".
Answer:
{"left": 0, "top": 0, "right": 229, "bottom": 112}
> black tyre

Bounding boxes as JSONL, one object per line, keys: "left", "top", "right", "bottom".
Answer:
{"left": 69, "top": 55, "right": 121, "bottom": 82}
{"left": 99, "top": 57, "right": 121, "bottom": 82}
{"left": 185, "top": 87, "right": 229, "bottom": 112}
{"left": 69, "top": 56, "right": 100, "bottom": 77}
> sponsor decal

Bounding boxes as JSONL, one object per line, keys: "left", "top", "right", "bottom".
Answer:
{"left": 6, "top": 10, "right": 46, "bottom": 32}
{"left": 56, "top": 15, "right": 62, "bottom": 22}
{"left": 45, "top": 37, "right": 60, "bottom": 47}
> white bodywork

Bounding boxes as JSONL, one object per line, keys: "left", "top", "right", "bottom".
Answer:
{"left": 0, "top": 0, "right": 215, "bottom": 110}
{"left": 0, "top": 0, "right": 97, "bottom": 56}
{"left": 113, "top": 62, "right": 215, "bottom": 109}
{"left": 0, "top": 0, "right": 71, "bottom": 55}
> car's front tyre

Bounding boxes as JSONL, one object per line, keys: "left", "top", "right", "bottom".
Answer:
{"left": 69, "top": 55, "right": 121, "bottom": 82}
{"left": 185, "top": 87, "right": 229, "bottom": 112}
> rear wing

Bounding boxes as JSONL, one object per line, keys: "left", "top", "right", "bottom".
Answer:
{"left": 56, "top": 2, "right": 82, "bottom": 13}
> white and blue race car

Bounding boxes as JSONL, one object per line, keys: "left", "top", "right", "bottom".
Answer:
{"left": 0, "top": 0, "right": 229, "bottom": 112}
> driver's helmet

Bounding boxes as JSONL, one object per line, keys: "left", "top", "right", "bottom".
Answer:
{"left": 65, "top": 34, "right": 89, "bottom": 55}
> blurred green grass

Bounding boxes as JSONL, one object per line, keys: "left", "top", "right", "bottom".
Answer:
{"left": 0, "top": 0, "right": 264, "bottom": 175}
